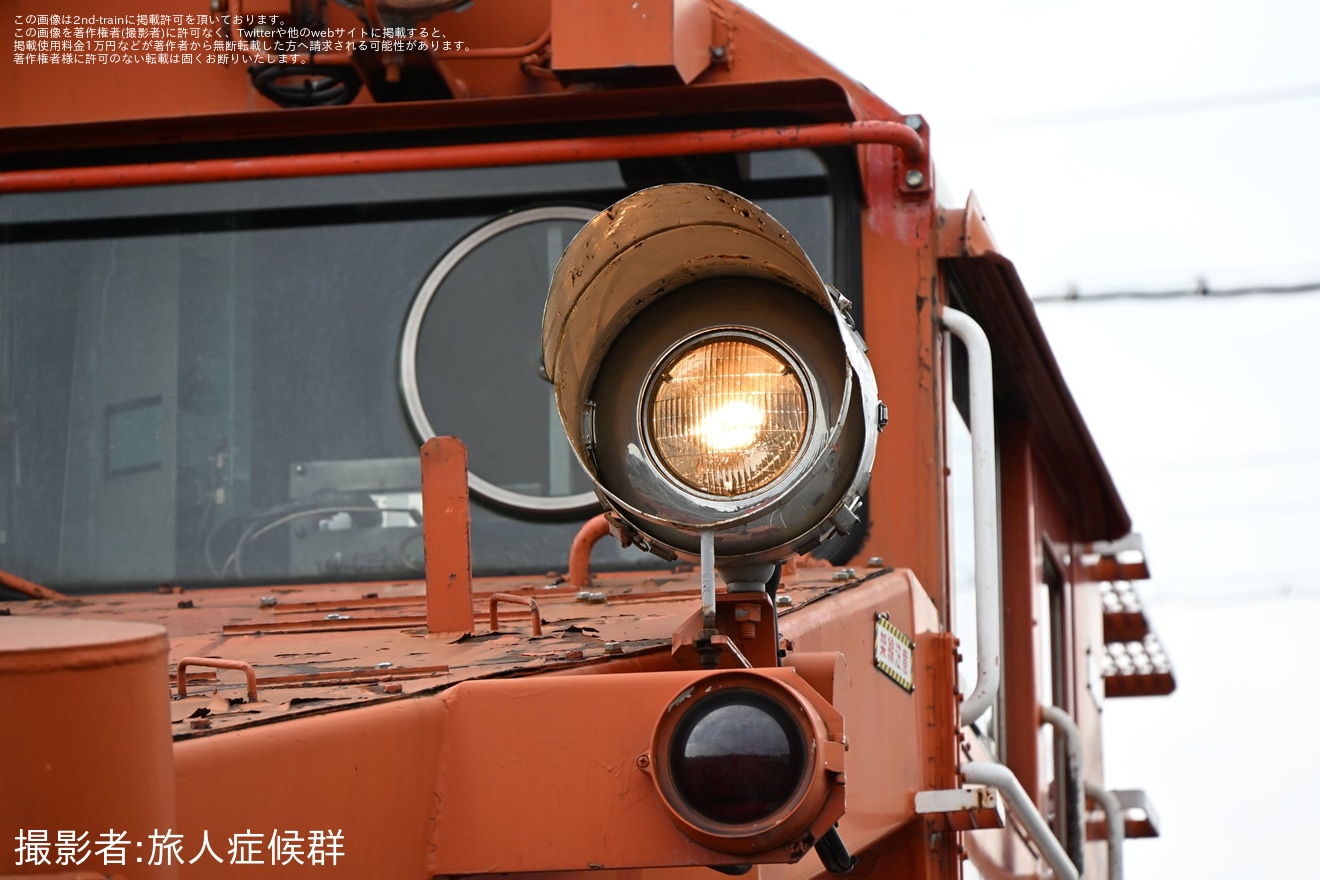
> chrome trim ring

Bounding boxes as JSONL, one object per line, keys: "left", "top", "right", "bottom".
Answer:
{"left": 399, "top": 205, "right": 601, "bottom": 516}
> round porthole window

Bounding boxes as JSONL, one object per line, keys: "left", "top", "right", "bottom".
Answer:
{"left": 400, "top": 206, "right": 601, "bottom": 517}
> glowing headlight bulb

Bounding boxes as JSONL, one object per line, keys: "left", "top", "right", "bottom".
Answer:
{"left": 649, "top": 337, "right": 808, "bottom": 497}
{"left": 695, "top": 399, "right": 767, "bottom": 452}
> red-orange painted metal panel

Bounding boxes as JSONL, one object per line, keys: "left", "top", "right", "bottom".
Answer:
{"left": 1, "top": 619, "right": 178, "bottom": 879}
{"left": 431, "top": 668, "right": 842, "bottom": 873}
{"left": 999, "top": 418, "right": 1043, "bottom": 801}
{"left": 422, "top": 436, "right": 475, "bottom": 635}
{"left": 855, "top": 226, "right": 945, "bottom": 614}
{"left": 551, "top": 0, "right": 712, "bottom": 85}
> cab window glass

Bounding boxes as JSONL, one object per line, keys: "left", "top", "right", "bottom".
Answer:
{"left": 0, "top": 152, "right": 841, "bottom": 591}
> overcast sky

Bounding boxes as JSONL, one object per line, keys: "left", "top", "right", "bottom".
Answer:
{"left": 741, "top": 1, "right": 1320, "bottom": 876}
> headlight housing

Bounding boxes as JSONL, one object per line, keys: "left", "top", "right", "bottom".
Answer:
{"left": 542, "top": 183, "right": 878, "bottom": 564}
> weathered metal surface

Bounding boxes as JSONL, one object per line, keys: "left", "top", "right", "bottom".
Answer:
{"left": 176, "top": 656, "right": 258, "bottom": 702}
{"left": 2, "top": 567, "right": 868, "bottom": 740}
{"left": 488, "top": 592, "right": 543, "bottom": 636}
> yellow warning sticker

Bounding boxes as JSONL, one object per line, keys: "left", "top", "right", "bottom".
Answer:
{"left": 874, "top": 613, "right": 915, "bottom": 693}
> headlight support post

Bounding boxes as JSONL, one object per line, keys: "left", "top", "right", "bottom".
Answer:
{"left": 696, "top": 528, "right": 722, "bottom": 668}
{"left": 686, "top": 540, "right": 786, "bottom": 670}
{"left": 673, "top": 588, "right": 780, "bottom": 671}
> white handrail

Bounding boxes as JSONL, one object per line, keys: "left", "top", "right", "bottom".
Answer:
{"left": 963, "top": 762, "right": 1079, "bottom": 880}
{"left": 1040, "top": 705, "right": 1086, "bottom": 877}
{"left": 1085, "top": 782, "right": 1125, "bottom": 880}
{"left": 941, "top": 307, "right": 1001, "bottom": 725}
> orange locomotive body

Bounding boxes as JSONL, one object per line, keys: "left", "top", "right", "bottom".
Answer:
{"left": 0, "top": 2, "right": 1172, "bottom": 879}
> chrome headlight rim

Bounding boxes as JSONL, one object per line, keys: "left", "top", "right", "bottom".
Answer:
{"left": 400, "top": 204, "right": 602, "bottom": 518}
{"left": 594, "top": 355, "right": 854, "bottom": 533}
{"left": 581, "top": 277, "right": 871, "bottom": 561}
{"left": 636, "top": 326, "right": 824, "bottom": 506}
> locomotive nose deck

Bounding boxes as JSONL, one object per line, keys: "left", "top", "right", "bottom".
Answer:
{"left": 2, "top": 563, "right": 883, "bottom": 739}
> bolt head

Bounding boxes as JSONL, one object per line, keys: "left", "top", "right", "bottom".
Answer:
{"left": 259, "top": 596, "right": 278, "bottom": 608}
{"left": 905, "top": 169, "right": 925, "bottom": 188}
{"left": 867, "top": 557, "right": 885, "bottom": 568}
{"left": 904, "top": 114, "right": 924, "bottom": 131}
{"left": 604, "top": 641, "right": 623, "bottom": 654}
{"left": 775, "top": 594, "right": 792, "bottom": 607}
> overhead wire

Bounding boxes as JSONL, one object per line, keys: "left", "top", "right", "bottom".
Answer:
{"left": 941, "top": 81, "right": 1320, "bottom": 610}
{"left": 1032, "top": 279, "right": 1320, "bottom": 304}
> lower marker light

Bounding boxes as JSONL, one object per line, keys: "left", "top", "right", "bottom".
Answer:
{"left": 668, "top": 689, "right": 807, "bottom": 825}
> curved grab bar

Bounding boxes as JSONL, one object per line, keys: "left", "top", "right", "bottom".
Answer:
{"left": 963, "top": 761, "right": 1079, "bottom": 880}
{"left": 941, "top": 307, "right": 1001, "bottom": 725}
{"left": 1086, "top": 782, "right": 1126, "bottom": 880}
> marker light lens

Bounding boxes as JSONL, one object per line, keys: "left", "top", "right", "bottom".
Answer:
{"left": 649, "top": 339, "right": 807, "bottom": 497}
{"left": 668, "top": 689, "right": 808, "bottom": 825}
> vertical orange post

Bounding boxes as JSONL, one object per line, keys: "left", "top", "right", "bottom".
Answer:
{"left": 421, "top": 437, "right": 475, "bottom": 634}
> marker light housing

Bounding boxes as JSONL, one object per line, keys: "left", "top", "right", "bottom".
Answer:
{"left": 649, "top": 670, "right": 844, "bottom": 854}
{"left": 542, "top": 183, "right": 878, "bottom": 564}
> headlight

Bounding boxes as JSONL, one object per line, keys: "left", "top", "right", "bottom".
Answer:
{"left": 542, "top": 183, "right": 878, "bottom": 564}
{"left": 645, "top": 332, "right": 811, "bottom": 498}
